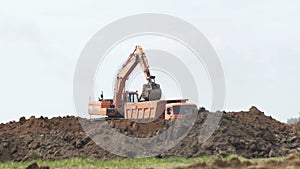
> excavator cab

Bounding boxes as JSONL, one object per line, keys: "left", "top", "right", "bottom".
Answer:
{"left": 124, "top": 91, "right": 139, "bottom": 103}
{"left": 125, "top": 82, "right": 162, "bottom": 103}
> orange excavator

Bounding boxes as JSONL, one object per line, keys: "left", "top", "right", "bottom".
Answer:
{"left": 88, "top": 45, "right": 197, "bottom": 120}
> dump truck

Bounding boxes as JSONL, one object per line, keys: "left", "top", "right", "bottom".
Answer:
{"left": 88, "top": 45, "right": 197, "bottom": 120}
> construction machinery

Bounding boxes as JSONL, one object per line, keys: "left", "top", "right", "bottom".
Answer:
{"left": 88, "top": 45, "right": 197, "bottom": 120}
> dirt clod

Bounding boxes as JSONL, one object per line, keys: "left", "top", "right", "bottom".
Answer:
{"left": 25, "top": 162, "right": 39, "bottom": 169}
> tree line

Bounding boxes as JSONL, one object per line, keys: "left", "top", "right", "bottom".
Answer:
{"left": 287, "top": 117, "right": 300, "bottom": 125}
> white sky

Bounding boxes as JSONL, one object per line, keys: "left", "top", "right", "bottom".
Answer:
{"left": 0, "top": 0, "right": 300, "bottom": 123}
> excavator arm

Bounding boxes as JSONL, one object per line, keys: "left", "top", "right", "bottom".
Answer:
{"left": 113, "top": 45, "right": 162, "bottom": 112}
{"left": 135, "top": 45, "right": 155, "bottom": 82}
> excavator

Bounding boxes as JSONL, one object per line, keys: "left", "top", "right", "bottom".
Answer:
{"left": 88, "top": 45, "right": 197, "bottom": 120}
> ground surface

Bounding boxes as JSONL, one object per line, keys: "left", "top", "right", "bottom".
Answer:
{"left": 0, "top": 106, "right": 299, "bottom": 164}
{"left": 1, "top": 153, "right": 300, "bottom": 169}
{"left": 176, "top": 153, "right": 300, "bottom": 169}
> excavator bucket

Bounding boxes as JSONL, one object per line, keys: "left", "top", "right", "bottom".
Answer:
{"left": 141, "top": 82, "right": 162, "bottom": 101}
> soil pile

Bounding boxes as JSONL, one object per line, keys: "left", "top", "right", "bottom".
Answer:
{"left": 162, "top": 106, "right": 299, "bottom": 158}
{"left": 0, "top": 107, "right": 299, "bottom": 162}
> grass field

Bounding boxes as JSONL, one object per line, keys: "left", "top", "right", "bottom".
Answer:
{"left": 0, "top": 154, "right": 296, "bottom": 169}
{"left": 0, "top": 155, "right": 239, "bottom": 169}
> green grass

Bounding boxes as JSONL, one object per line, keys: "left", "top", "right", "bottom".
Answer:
{"left": 0, "top": 155, "right": 281, "bottom": 169}
{"left": 0, "top": 156, "right": 216, "bottom": 169}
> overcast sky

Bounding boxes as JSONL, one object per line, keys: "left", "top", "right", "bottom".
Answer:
{"left": 0, "top": 0, "right": 299, "bottom": 123}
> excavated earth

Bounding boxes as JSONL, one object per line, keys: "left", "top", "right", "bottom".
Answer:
{"left": 0, "top": 106, "right": 299, "bottom": 162}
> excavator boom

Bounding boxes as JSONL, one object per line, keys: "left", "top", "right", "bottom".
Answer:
{"left": 113, "top": 45, "right": 162, "bottom": 112}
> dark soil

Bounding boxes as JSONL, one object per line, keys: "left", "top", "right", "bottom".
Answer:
{"left": 0, "top": 106, "right": 299, "bottom": 162}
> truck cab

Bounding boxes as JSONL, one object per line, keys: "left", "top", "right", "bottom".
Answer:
{"left": 164, "top": 102, "right": 197, "bottom": 121}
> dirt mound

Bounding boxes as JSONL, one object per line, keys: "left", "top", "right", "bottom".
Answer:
{"left": 228, "top": 106, "right": 289, "bottom": 137}
{"left": 160, "top": 107, "right": 299, "bottom": 158}
{"left": 0, "top": 107, "right": 299, "bottom": 162}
